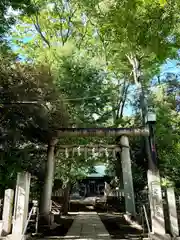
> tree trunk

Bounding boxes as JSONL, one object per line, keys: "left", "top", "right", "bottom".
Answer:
{"left": 62, "top": 182, "right": 70, "bottom": 215}
{"left": 126, "top": 53, "right": 157, "bottom": 171}
{"left": 127, "top": 53, "right": 166, "bottom": 234}
{"left": 40, "top": 138, "right": 57, "bottom": 221}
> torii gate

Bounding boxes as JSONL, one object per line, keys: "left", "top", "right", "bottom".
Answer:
{"left": 40, "top": 127, "right": 166, "bottom": 237}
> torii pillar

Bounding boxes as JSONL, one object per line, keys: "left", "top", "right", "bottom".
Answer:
{"left": 40, "top": 139, "right": 57, "bottom": 223}
{"left": 120, "top": 135, "right": 136, "bottom": 217}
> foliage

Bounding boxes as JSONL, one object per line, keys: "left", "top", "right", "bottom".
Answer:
{"left": 79, "top": 0, "right": 180, "bottom": 113}
{"left": 80, "top": 0, "right": 178, "bottom": 60}
{"left": 128, "top": 77, "right": 180, "bottom": 188}
{"left": 0, "top": 56, "right": 69, "bottom": 192}
{"left": 10, "top": 0, "right": 95, "bottom": 59}
{"left": 154, "top": 83, "right": 180, "bottom": 185}
{"left": 55, "top": 153, "right": 97, "bottom": 187}
{"left": 55, "top": 52, "right": 114, "bottom": 127}
{"left": 0, "top": 58, "right": 69, "bottom": 142}
{"left": 0, "top": 0, "right": 35, "bottom": 38}
{"left": 1, "top": 0, "right": 180, "bottom": 200}
{"left": 10, "top": 0, "right": 132, "bottom": 128}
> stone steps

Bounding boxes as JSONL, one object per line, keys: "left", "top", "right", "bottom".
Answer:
{"left": 36, "top": 237, "right": 150, "bottom": 240}
{"left": 36, "top": 212, "right": 149, "bottom": 240}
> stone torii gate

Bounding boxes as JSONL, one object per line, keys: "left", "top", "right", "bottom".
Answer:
{"left": 40, "top": 127, "right": 167, "bottom": 239}
{"left": 0, "top": 128, "right": 178, "bottom": 239}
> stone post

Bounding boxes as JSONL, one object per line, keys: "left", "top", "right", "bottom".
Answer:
{"left": 2, "top": 189, "right": 14, "bottom": 235}
{"left": 40, "top": 142, "right": 56, "bottom": 221}
{"left": 147, "top": 170, "right": 166, "bottom": 236}
{"left": 120, "top": 136, "right": 136, "bottom": 216}
{"left": 12, "top": 172, "right": 31, "bottom": 237}
{"left": 146, "top": 115, "right": 170, "bottom": 239}
{"left": 0, "top": 221, "right": 3, "bottom": 236}
{"left": 166, "top": 187, "right": 179, "bottom": 237}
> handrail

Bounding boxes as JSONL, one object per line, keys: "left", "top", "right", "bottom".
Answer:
{"left": 21, "top": 201, "right": 39, "bottom": 240}
{"left": 140, "top": 206, "right": 145, "bottom": 235}
{"left": 35, "top": 207, "right": 39, "bottom": 234}
{"left": 142, "top": 204, "right": 152, "bottom": 239}
{"left": 21, "top": 206, "right": 34, "bottom": 240}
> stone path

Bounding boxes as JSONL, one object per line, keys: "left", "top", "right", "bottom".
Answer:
{"left": 65, "top": 212, "right": 111, "bottom": 239}
{"left": 39, "top": 212, "right": 111, "bottom": 240}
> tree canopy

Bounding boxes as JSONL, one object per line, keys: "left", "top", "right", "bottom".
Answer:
{"left": 0, "top": 0, "right": 180, "bottom": 203}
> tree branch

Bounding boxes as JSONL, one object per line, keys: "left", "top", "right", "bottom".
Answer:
{"left": 54, "top": 1, "right": 76, "bottom": 46}
{"left": 95, "top": 106, "right": 119, "bottom": 123}
{"left": 116, "top": 79, "right": 126, "bottom": 120}
{"left": 32, "top": 13, "right": 51, "bottom": 48}
{"left": 126, "top": 53, "right": 141, "bottom": 84}
{"left": 64, "top": 8, "right": 77, "bottom": 43}
{"left": 54, "top": 1, "right": 66, "bottom": 45}
{"left": 76, "top": 20, "right": 90, "bottom": 49}
{"left": 87, "top": 16, "right": 109, "bottom": 67}
{"left": 119, "top": 83, "right": 130, "bottom": 118}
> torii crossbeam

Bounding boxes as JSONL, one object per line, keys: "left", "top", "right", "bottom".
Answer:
{"left": 41, "top": 126, "right": 149, "bottom": 221}
{"left": 56, "top": 127, "right": 149, "bottom": 137}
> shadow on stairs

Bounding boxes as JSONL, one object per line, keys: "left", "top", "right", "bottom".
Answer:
{"left": 99, "top": 212, "right": 149, "bottom": 239}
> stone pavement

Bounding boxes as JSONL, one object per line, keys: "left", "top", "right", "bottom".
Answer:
{"left": 65, "top": 212, "right": 111, "bottom": 239}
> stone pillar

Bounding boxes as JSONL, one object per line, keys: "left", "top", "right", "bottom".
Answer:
{"left": 147, "top": 170, "right": 166, "bottom": 235}
{"left": 40, "top": 143, "right": 55, "bottom": 219}
{"left": 120, "top": 136, "right": 136, "bottom": 216}
{"left": 2, "top": 189, "right": 14, "bottom": 235}
{"left": 0, "top": 221, "right": 3, "bottom": 236}
{"left": 166, "top": 187, "right": 179, "bottom": 237}
{"left": 12, "top": 172, "right": 31, "bottom": 236}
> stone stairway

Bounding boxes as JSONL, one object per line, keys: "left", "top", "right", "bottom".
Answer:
{"left": 65, "top": 211, "right": 111, "bottom": 239}
{"left": 37, "top": 212, "right": 149, "bottom": 240}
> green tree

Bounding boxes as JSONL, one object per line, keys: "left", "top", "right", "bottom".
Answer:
{"left": 0, "top": 0, "right": 33, "bottom": 36}
{"left": 7, "top": 0, "right": 180, "bottom": 217}
{"left": 10, "top": 0, "right": 132, "bottom": 128}
{"left": 0, "top": 56, "right": 69, "bottom": 196}
{"left": 80, "top": 0, "right": 180, "bottom": 191}
{"left": 153, "top": 82, "right": 180, "bottom": 184}
{"left": 55, "top": 151, "right": 98, "bottom": 214}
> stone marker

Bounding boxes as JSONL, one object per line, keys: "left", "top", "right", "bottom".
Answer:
{"left": 12, "top": 172, "right": 31, "bottom": 237}
{"left": 2, "top": 189, "right": 14, "bottom": 235}
{"left": 166, "top": 187, "right": 179, "bottom": 237}
{"left": 148, "top": 171, "right": 166, "bottom": 235}
{"left": 120, "top": 135, "right": 136, "bottom": 217}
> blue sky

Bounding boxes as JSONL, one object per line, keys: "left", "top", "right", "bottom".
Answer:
{"left": 123, "top": 59, "right": 180, "bottom": 117}
{"left": 11, "top": 35, "right": 32, "bottom": 45}
{"left": 158, "top": 59, "right": 180, "bottom": 79}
